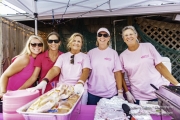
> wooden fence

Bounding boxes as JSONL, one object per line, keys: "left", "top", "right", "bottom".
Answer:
{"left": 0, "top": 17, "right": 47, "bottom": 75}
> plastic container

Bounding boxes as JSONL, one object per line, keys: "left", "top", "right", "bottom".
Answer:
{"left": 3, "top": 90, "right": 40, "bottom": 120}
{"left": 3, "top": 103, "right": 25, "bottom": 113}
{"left": 3, "top": 90, "right": 40, "bottom": 104}
{"left": 16, "top": 90, "right": 83, "bottom": 120}
{"left": 3, "top": 112, "right": 25, "bottom": 120}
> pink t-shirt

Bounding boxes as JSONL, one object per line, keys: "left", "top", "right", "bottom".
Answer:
{"left": 34, "top": 50, "right": 63, "bottom": 93}
{"left": 7, "top": 56, "right": 35, "bottom": 90}
{"left": 54, "top": 52, "right": 91, "bottom": 88}
{"left": 119, "top": 43, "right": 170, "bottom": 100}
{"left": 87, "top": 47, "right": 122, "bottom": 98}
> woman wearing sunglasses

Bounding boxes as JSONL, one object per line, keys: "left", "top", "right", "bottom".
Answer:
{"left": 27, "top": 33, "right": 91, "bottom": 104}
{"left": 87, "top": 27, "right": 135, "bottom": 105}
{"left": 19, "top": 32, "right": 63, "bottom": 93}
{"left": 0, "top": 35, "right": 45, "bottom": 98}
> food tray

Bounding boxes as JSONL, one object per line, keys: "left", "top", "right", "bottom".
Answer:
{"left": 155, "top": 92, "right": 180, "bottom": 120}
{"left": 94, "top": 96, "right": 152, "bottom": 120}
{"left": 16, "top": 88, "right": 83, "bottom": 120}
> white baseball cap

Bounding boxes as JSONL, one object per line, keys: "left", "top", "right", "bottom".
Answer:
{"left": 97, "top": 27, "right": 110, "bottom": 36}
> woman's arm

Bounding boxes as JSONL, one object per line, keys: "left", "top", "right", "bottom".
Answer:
{"left": 74, "top": 68, "right": 90, "bottom": 94}
{"left": 0, "top": 55, "right": 29, "bottom": 94}
{"left": 26, "top": 66, "right": 61, "bottom": 94}
{"left": 43, "top": 66, "right": 61, "bottom": 82}
{"left": 121, "top": 73, "right": 129, "bottom": 92}
{"left": 121, "top": 72, "right": 136, "bottom": 103}
{"left": 114, "top": 71, "right": 123, "bottom": 91}
{"left": 155, "top": 62, "right": 179, "bottom": 85}
{"left": 78, "top": 68, "right": 90, "bottom": 84}
{"left": 19, "top": 67, "right": 41, "bottom": 89}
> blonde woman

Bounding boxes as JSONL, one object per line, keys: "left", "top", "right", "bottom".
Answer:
{"left": 0, "top": 35, "right": 45, "bottom": 98}
{"left": 87, "top": 27, "right": 127, "bottom": 105}
{"left": 28, "top": 33, "right": 91, "bottom": 104}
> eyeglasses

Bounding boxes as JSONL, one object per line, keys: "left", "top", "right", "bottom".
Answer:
{"left": 30, "top": 43, "right": 43, "bottom": 47}
{"left": 97, "top": 33, "right": 109, "bottom": 38}
{"left": 70, "top": 55, "right": 75, "bottom": 64}
{"left": 47, "top": 39, "right": 60, "bottom": 43}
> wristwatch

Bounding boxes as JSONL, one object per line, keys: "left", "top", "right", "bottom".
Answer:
{"left": 42, "top": 78, "right": 49, "bottom": 83}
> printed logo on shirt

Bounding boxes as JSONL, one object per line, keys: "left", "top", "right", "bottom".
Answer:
{"left": 104, "top": 58, "right": 111, "bottom": 61}
{"left": 77, "top": 61, "right": 82, "bottom": 64}
{"left": 141, "top": 55, "right": 149, "bottom": 58}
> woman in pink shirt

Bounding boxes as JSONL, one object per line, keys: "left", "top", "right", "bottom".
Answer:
{"left": 28, "top": 33, "right": 91, "bottom": 104}
{"left": 19, "top": 32, "right": 63, "bottom": 93}
{"left": 119, "top": 25, "right": 180, "bottom": 104}
{"left": 0, "top": 35, "right": 45, "bottom": 98}
{"left": 87, "top": 27, "right": 134, "bottom": 105}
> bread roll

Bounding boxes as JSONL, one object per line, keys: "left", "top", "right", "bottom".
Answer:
{"left": 67, "top": 99, "right": 76, "bottom": 107}
{"left": 27, "top": 84, "right": 79, "bottom": 113}
{"left": 68, "top": 94, "right": 79, "bottom": 101}
{"left": 57, "top": 108, "right": 69, "bottom": 114}
{"left": 35, "top": 100, "right": 56, "bottom": 113}
{"left": 58, "top": 102, "right": 72, "bottom": 109}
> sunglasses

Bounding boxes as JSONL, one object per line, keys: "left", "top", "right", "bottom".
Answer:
{"left": 70, "top": 55, "right": 75, "bottom": 64}
{"left": 97, "top": 33, "right": 109, "bottom": 38}
{"left": 30, "top": 43, "right": 43, "bottom": 47}
{"left": 47, "top": 39, "right": 60, "bottom": 43}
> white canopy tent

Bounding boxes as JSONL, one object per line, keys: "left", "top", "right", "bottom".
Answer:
{"left": 2, "top": 0, "right": 180, "bottom": 35}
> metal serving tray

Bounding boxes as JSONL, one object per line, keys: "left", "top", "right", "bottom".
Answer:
{"left": 155, "top": 86, "right": 180, "bottom": 120}
{"left": 155, "top": 86, "right": 180, "bottom": 106}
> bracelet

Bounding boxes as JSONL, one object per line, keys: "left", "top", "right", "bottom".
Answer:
{"left": 118, "top": 89, "right": 123, "bottom": 93}
{"left": 78, "top": 80, "right": 85, "bottom": 85}
{"left": 42, "top": 78, "right": 50, "bottom": 83}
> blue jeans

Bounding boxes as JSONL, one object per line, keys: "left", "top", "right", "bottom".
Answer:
{"left": 87, "top": 92, "right": 116, "bottom": 105}
{"left": 134, "top": 98, "right": 158, "bottom": 105}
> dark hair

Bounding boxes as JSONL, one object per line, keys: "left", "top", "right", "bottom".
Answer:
{"left": 46, "top": 32, "right": 60, "bottom": 41}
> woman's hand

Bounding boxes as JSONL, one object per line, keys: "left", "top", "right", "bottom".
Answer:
{"left": 26, "top": 81, "right": 47, "bottom": 94}
{"left": 118, "top": 92, "right": 125, "bottom": 100}
{"left": 118, "top": 89, "right": 125, "bottom": 100}
{"left": 126, "top": 91, "right": 136, "bottom": 103}
{"left": 74, "top": 83, "right": 84, "bottom": 94}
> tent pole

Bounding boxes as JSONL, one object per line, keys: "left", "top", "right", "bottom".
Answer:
{"left": 34, "top": 0, "right": 38, "bottom": 35}
{"left": 113, "top": 19, "right": 125, "bottom": 51}
{"left": 34, "top": 14, "right": 38, "bottom": 35}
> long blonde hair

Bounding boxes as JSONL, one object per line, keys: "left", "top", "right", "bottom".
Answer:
{"left": 67, "top": 33, "right": 84, "bottom": 51}
{"left": 19, "top": 35, "right": 45, "bottom": 55}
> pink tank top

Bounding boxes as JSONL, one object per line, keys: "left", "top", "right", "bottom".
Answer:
{"left": 7, "top": 56, "right": 35, "bottom": 90}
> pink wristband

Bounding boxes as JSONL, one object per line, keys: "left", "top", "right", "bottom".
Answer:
{"left": 78, "top": 80, "right": 85, "bottom": 85}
